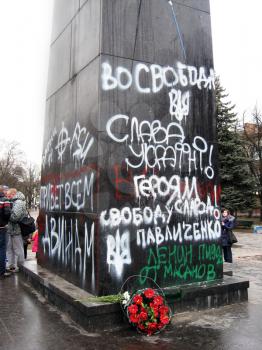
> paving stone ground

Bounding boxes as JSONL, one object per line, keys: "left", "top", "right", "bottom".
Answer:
{"left": 1, "top": 231, "right": 262, "bottom": 350}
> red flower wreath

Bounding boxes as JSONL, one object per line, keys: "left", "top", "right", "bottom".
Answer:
{"left": 125, "top": 288, "right": 171, "bottom": 336}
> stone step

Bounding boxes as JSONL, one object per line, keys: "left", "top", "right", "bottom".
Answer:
{"left": 19, "top": 260, "right": 249, "bottom": 331}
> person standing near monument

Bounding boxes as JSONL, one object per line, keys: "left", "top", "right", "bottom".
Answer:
{"left": 6, "top": 189, "right": 27, "bottom": 272}
{"left": 221, "top": 209, "right": 235, "bottom": 263}
{"left": 31, "top": 228, "right": 38, "bottom": 258}
{"left": 0, "top": 185, "right": 12, "bottom": 279}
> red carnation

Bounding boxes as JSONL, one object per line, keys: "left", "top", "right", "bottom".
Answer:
{"left": 138, "top": 311, "right": 148, "bottom": 321}
{"left": 158, "top": 323, "right": 164, "bottom": 330}
{"left": 147, "top": 322, "right": 158, "bottom": 332}
{"left": 133, "top": 294, "right": 143, "bottom": 305}
{"left": 151, "top": 306, "right": 159, "bottom": 318}
{"left": 140, "top": 307, "right": 147, "bottom": 313}
{"left": 144, "top": 288, "right": 155, "bottom": 299}
{"left": 129, "top": 314, "right": 139, "bottom": 324}
{"left": 128, "top": 304, "right": 138, "bottom": 314}
{"left": 153, "top": 295, "right": 164, "bottom": 306}
{"left": 159, "top": 305, "right": 169, "bottom": 315}
{"left": 138, "top": 323, "right": 145, "bottom": 331}
{"left": 160, "top": 315, "right": 170, "bottom": 325}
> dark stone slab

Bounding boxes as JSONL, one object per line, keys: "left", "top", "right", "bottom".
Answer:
{"left": 76, "top": 56, "right": 100, "bottom": 131}
{"left": 71, "top": 0, "right": 101, "bottom": 76}
{"left": 42, "top": 96, "right": 56, "bottom": 153}
{"left": 19, "top": 259, "right": 249, "bottom": 331}
{"left": 55, "top": 78, "right": 77, "bottom": 124}
{"left": 101, "top": 0, "right": 213, "bottom": 67}
{"left": 20, "top": 260, "right": 123, "bottom": 331}
{"left": 223, "top": 262, "right": 233, "bottom": 276}
{"left": 173, "top": 0, "right": 210, "bottom": 13}
{"left": 80, "top": 0, "right": 88, "bottom": 9}
{"left": 223, "top": 270, "right": 233, "bottom": 276}
{"left": 165, "top": 276, "right": 249, "bottom": 312}
{"left": 47, "top": 25, "right": 72, "bottom": 98}
{"left": 51, "top": 0, "right": 79, "bottom": 43}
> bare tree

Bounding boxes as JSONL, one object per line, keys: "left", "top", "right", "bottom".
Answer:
{"left": 20, "top": 163, "right": 40, "bottom": 208}
{"left": 0, "top": 140, "right": 26, "bottom": 187}
{"left": 0, "top": 140, "right": 40, "bottom": 208}
{"left": 243, "top": 107, "right": 262, "bottom": 220}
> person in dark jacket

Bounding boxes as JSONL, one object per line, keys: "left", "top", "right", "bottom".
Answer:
{"left": 221, "top": 209, "right": 235, "bottom": 263}
{"left": 0, "top": 185, "right": 12, "bottom": 279}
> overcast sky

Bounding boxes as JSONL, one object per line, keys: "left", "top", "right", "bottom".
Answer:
{"left": 0, "top": 0, "right": 261, "bottom": 165}
{"left": 210, "top": 0, "right": 262, "bottom": 117}
{"left": 0, "top": 0, "right": 53, "bottom": 166}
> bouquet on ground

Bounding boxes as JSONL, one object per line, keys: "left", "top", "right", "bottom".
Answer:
{"left": 122, "top": 288, "right": 172, "bottom": 336}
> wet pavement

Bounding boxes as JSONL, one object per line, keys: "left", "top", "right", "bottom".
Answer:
{"left": 1, "top": 231, "right": 262, "bottom": 350}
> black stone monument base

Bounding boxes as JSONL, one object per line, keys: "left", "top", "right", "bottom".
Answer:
{"left": 19, "top": 260, "right": 249, "bottom": 331}
{"left": 164, "top": 277, "right": 248, "bottom": 313}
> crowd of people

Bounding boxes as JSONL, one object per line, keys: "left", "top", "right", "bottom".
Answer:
{"left": 0, "top": 185, "right": 38, "bottom": 279}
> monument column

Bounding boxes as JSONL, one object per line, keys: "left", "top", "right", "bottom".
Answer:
{"left": 39, "top": 0, "right": 222, "bottom": 296}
